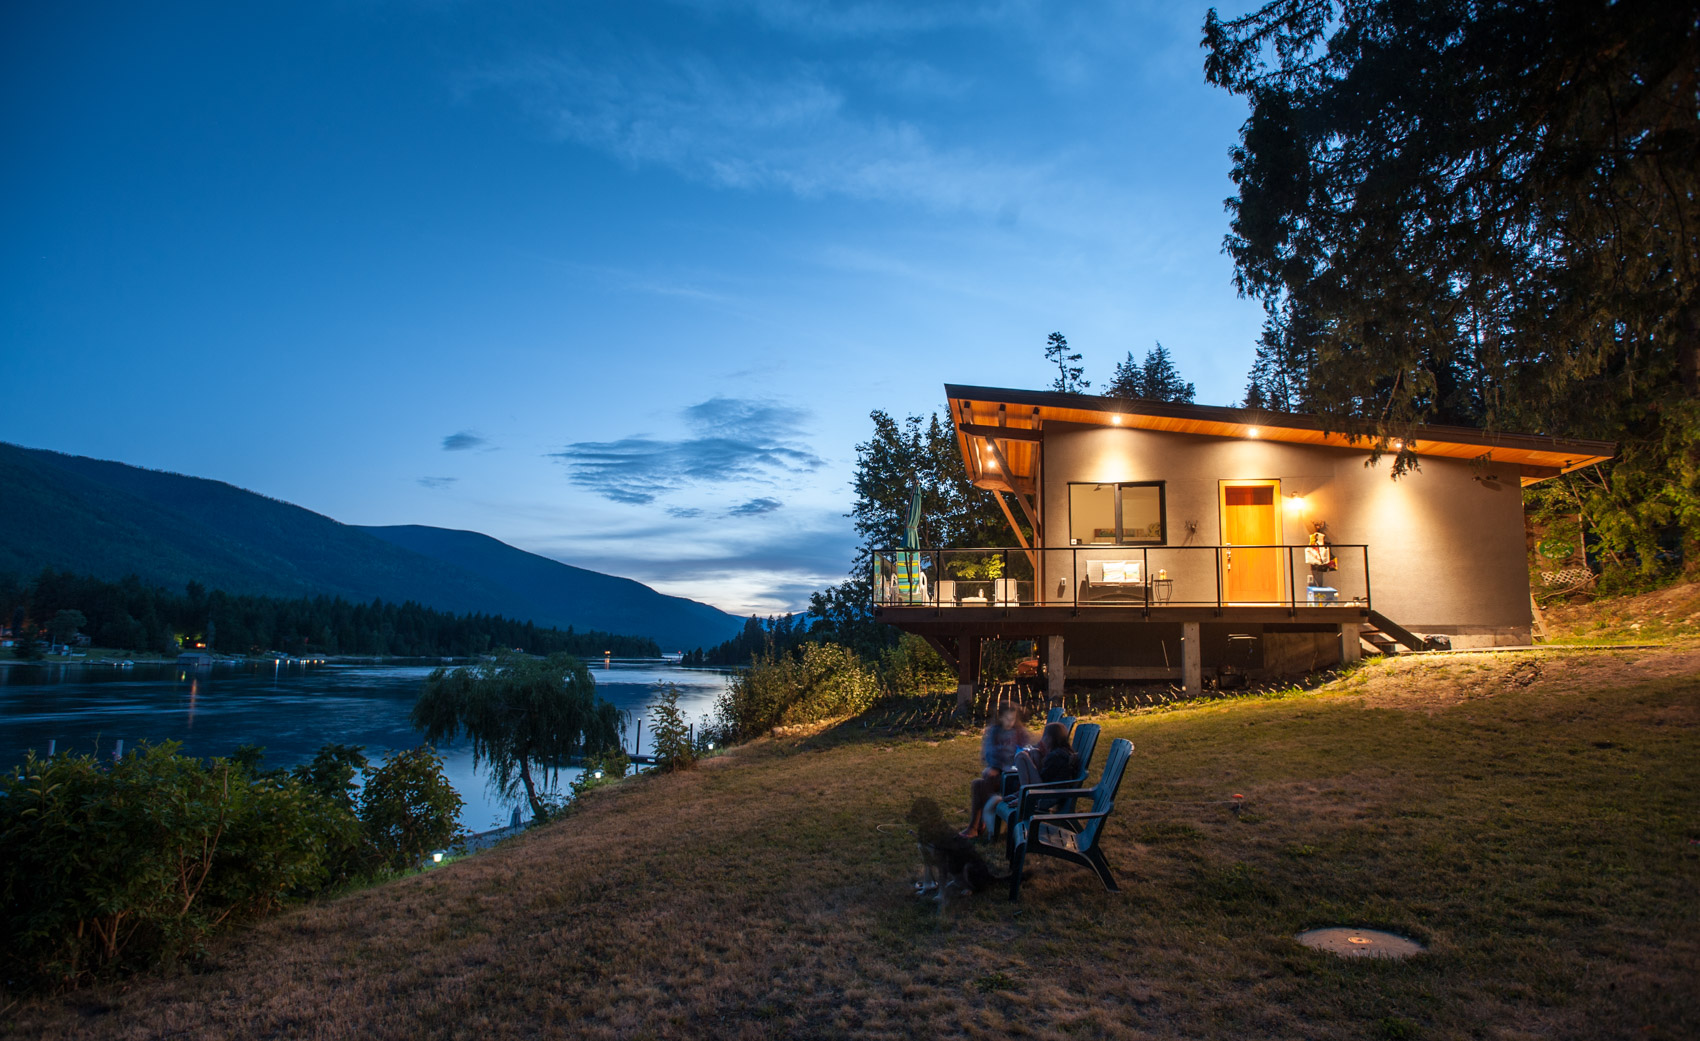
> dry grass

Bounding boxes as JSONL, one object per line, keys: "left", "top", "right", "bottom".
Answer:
{"left": 6, "top": 649, "right": 1698, "bottom": 1041}
{"left": 1541, "top": 579, "right": 1700, "bottom": 644}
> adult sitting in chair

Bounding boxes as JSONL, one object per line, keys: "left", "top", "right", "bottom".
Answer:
{"left": 981, "top": 721, "right": 1078, "bottom": 837}
{"left": 960, "top": 703, "right": 1032, "bottom": 839}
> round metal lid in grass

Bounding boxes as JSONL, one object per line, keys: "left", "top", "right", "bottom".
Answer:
{"left": 1295, "top": 927, "right": 1425, "bottom": 959}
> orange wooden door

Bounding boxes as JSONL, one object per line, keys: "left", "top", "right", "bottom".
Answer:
{"left": 1221, "top": 482, "right": 1282, "bottom": 602}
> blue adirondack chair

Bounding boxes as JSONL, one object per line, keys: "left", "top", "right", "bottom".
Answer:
{"left": 1044, "top": 706, "right": 1076, "bottom": 729}
{"left": 1008, "top": 737, "right": 1134, "bottom": 901}
{"left": 989, "top": 723, "right": 1101, "bottom": 846}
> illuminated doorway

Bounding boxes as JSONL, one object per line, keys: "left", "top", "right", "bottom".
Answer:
{"left": 1219, "top": 480, "right": 1282, "bottom": 603}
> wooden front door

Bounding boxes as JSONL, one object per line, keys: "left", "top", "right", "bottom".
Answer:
{"left": 1220, "top": 480, "right": 1282, "bottom": 603}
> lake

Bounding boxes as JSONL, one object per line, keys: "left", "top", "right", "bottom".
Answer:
{"left": 0, "top": 658, "right": 733, "bottom": 831}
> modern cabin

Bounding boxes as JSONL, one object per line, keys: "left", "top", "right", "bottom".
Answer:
{"left": 871, "top": 385, "right": 1616, "bottom": 704}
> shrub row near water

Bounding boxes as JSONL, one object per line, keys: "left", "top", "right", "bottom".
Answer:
{"left": 0, "top": 742, "right": 462, "bottom": 992}
{"left": 711, "top": 634, "right": 1025, "bottom": 741}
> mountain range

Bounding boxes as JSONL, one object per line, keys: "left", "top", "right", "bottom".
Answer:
{"left": 0, "top": 442, "right": 742, "bottom": 651}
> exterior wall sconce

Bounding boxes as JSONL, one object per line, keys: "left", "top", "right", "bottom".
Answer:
{"left": 1285, "top": 494, "right": 1306, "bottom": 512}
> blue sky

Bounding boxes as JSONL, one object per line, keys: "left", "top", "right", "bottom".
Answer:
{"left": 2, "top": 0, "right": 1265, "bottom": 616}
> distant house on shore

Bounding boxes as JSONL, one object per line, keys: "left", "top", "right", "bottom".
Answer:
{"left": 176, "top": 651, "right": 217, "bottom": 667}
{"left": 872, "top": 384, "right": 1616, "bottom": 703}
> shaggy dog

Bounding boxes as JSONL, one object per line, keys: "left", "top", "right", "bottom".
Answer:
{"left": 907, "top": 797, "right": 998, "bottom": 902}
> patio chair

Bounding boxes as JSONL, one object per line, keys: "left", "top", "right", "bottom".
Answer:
{"left": 990, "top": 723, "right": 1101, "bottom": 846}
{"left": 1043, "top": 707, "right": 1078, "bottom": 734}
{"left": 1008, "top": 737, "right": 1134, "bottom": 901}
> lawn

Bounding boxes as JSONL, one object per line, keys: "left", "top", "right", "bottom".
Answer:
{"left": 6, "top": 648, "right": 1697, "bottom": 1040}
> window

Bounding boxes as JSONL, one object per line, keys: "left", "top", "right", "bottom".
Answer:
{"left": 1068, "top": 482, "right": 1166, "bottom": 545}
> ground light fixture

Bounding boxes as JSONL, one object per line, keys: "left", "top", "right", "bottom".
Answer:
{"left": 431, "top": 850, "right": 444, "bottom": 864}
{"left": 593, "top": 770, "right": 604, "bottom": 779}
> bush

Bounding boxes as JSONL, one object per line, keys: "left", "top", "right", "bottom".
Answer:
{"left": 647, "top": 684, "right": 696, "bottom": 772}
{"left": 786, "top": 643, "right": 881, "bottom": 724}
{"left": 714, "top": 642, "right": 883, "bottom": 740}
{"left": 877, "top": 632, "right": 957, "bottom": 696}
{"left": 0, "top": 743, "right": 346, "bottom": 990}
{"left": 568, "top": 746, "right": 631, "bottom": 800}
{"left": 357, "top": 747, "right": 464, "bottom": 872}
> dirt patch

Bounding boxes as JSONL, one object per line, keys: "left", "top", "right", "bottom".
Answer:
{"left": 1338, "top": 646, "right": 1700, "bottom": 711}
{"left": 1541, "top": 578, "right": 1700, "bottom": 643}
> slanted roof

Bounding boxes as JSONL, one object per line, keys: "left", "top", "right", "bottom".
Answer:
{"left": 944, "top": 384, "right": 1616, "bottom": 492}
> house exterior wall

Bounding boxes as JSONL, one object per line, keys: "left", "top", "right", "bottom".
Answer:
{"left": 1038, "top": 422, "right": 1532, "bottom": 644}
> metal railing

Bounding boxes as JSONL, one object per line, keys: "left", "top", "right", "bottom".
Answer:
{"left": 871, "top": 544, "right": 1370, "bottom": 613}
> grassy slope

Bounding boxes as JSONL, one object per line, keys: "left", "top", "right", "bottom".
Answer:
{"left": 9, "top": 647, "right": 1696, "bottom": 1040}
{"left": 1541, "top": 579, "right": 1700, "bottom": 644}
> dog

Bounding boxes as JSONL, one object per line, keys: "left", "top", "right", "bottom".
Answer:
{"left": 907, "top": 797, "right": 999, "bottom": 903}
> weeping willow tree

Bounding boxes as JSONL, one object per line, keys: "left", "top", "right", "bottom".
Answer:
{"left": 413, "top": 652, "right": 625, "bottom": 821}
{"left": 1206, "top": 0, "right": 1700, "bottom": 576}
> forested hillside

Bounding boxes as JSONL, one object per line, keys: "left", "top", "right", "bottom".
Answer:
{"left": 0, "top": 443, "right": 740, "bottom": 650}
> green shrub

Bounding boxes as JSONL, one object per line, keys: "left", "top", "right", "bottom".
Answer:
{"left": 568, "top": 746, "right": 631, "bottom": 799}
{"left": 647, "top": 683, "right": 696, "bottom": 771}
{"left": 785, "top": 643, "right": 881, "bottom": 724}
{"left": 715, "top": 643, "right": 883, "bottom": 740}
{"left": 357, "top": 746, "right": 464, "bottom": 872}
{"left": 0, "top": 743, "right": 346, "bottom": 989}
{"left": 877, "top": 632, "right": 956, "bottom": 695}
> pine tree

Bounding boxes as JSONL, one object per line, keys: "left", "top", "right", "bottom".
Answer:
{"left": 1044, "top": 332, "right": 1088, "bottom": 394}
{"left": 1204, "top": 0, "right": 1700, "bottom": 570}
{"left": 1105, "top": 342, "right": 1195, "bottom": 403}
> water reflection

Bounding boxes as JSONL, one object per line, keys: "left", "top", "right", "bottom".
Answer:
{"left": 0, "top": 659, "right": 732, "bottom": 831}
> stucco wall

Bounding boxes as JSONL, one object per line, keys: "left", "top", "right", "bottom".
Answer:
{"left": 1037, "top": 422, "right": 1532, "bottom": 636}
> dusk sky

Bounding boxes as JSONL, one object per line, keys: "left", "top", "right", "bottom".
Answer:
{"left": 3, "top": 1, "right": 1267, "bottom": 617}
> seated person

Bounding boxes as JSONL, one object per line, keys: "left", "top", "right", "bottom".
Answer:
{"left": 960, "top": 703, "right": 1032, "bottom": 839}
{"left": 981, "top": 721, "right": 1079, "bottom": 836}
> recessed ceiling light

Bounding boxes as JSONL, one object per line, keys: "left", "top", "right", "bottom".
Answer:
{"left": 1247, "top": 427, "right": 1260, "bottom": 438}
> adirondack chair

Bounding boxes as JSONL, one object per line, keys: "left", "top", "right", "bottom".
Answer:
{"left": 1042, "top": 706, "right": 1078, "bottom": 735}
{"left": 990, "top": 723, "right": 1101, "bottom": 846}
{"left": 1008, "top": 737, "right": 1134, "bottom": 901}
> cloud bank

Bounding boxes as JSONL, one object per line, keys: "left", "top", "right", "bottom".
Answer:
{"left": 552, "top": 396, "right": 823, "bottom": 505}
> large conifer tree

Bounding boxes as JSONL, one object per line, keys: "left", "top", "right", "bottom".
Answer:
{"left": 1204, "top": 0, "right": 1700, "bottom": 572}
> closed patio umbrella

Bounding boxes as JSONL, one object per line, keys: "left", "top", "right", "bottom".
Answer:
{"left": 894, "top": 486, "right": 928, "bottom": 603}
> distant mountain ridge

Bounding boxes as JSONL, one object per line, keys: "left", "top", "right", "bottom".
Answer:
{"left": 0, "top": 442, "right": 742, "bottom": 650}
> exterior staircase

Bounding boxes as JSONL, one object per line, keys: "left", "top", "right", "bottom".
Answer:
{"left": 1361, "top": 611, "right": 1433, "bottom": 656}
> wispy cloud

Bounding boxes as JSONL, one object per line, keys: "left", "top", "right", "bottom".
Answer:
{"left": 667, "top": 506, "right": 706, "bottom": 519}
{"left": 551, "top": 396, "right": 823, "bottom": 505}
{"left": 472, "top": 48, "right": 1053, "bottom": 216}
{"left": 674, "top": 0, "right": 1024, "bottom": 39}
{"left": 418, "top": 476, "right": 458, "bottom": 489}
{"left": 728, "top": 496, "right": 783, "bottom": 516}
{"left": 442, "top": 431, "right": 490, "bottom": 451}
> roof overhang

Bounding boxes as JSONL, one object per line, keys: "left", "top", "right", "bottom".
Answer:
{"left": 945, "top": 384, "right": 1616, "bottom": 491}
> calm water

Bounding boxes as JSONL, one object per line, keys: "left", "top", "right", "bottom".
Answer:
{"left": 0, "top": 659, "right": 732, "bottom": 830}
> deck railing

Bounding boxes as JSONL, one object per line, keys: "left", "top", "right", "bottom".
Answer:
{"left": 871, "top": 544, "right": 1370, "bottom": 613}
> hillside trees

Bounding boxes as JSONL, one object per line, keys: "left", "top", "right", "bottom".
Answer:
{"left": 0, "top": 568, "right": 660, "bottom": 658}
{"left": 1105, "top": 342, "right": 1197, "bottom": 403}
{"left": 1204, "top": 0, "right": 1700, "bottom": 572}
{"left": 809, "top": 409, "right": 1014, "bottom": 653}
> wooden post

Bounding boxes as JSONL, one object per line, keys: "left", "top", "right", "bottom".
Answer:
{"left": 1046, "top": 634, "right": 1065, "bottom": 701}
{"left": 1340, "top": 623, "right": 1362, "bottom": 665}
{"left": 1182, "top": 623, "right": 1202, "bottom": 694}
{"left": 955, "top": 637, "right": 981, "bottom": 714}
